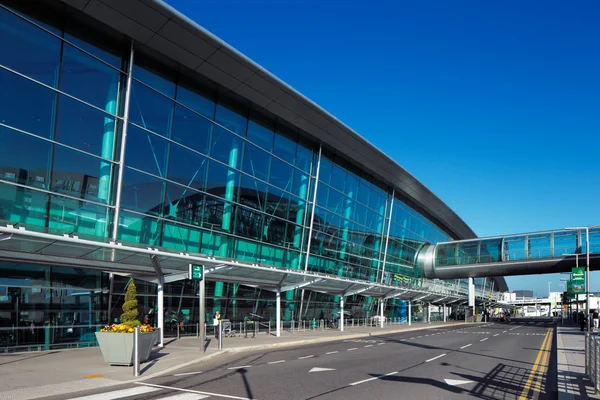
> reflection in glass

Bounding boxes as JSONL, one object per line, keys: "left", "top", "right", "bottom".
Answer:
{"left": 0, "top": 126, "right": 52, "bottom": 189}
{"left": 176, "top": 84, "right": 215, "bottom": 120}
{"left": 171, "top": 104, "right": 212, "bottom": 155}
{"left": 129, "top": 81, "right": 174, "bottom": 138}
{"left": 121, "top": 168, "right": 164, "bottom": 216}
{"left": 125, "top": 124, "right": 169, "bottom": 177}
{"left": 168, "top": 143, "right": 208, "bottom": 190}
{"left": 48, "top": 195, "right": 110, "bottom": 238}
{"left": 215, "top": 104, "right": 247, "bottom": 136}
{"left": 0, "top": 182, "right": 48, "bottom": 228}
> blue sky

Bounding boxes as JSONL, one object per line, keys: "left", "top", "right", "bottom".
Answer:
{"left": 166, "top": 0, "right": 600, "bottom": 297}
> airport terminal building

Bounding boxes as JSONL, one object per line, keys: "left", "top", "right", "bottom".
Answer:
{"left": 0, "top": 0, "right": 505, "bottom": 351}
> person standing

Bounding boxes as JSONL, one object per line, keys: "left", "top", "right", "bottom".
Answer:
{"left": 593, "top": 309, "right": 599, "bottom": 331}
{"left": 213, "top": 311, "right": 221, "bottom": 337}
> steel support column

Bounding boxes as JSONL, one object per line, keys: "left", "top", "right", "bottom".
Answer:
{"left": 408, "top": 301, "right": 412, "bottom": 326}
{"left": 380, "top": 190, "right": 395, "bottom": 283}
{"left": 380, "top": 300, "right": 384, "bottom": 328}
{"left": 340, "top": 297, "right": 345, "bottom": 332}
{"left": 468, "top": 277, "right": 475, "bottom": 319}
{"left": 276, "top": 291, "right": 281, "bottom": 337}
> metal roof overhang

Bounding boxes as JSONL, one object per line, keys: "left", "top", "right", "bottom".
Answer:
{"left": 54, "top": 0, "right": 475, "bottom": 241}
{"left": 0, "top": 224, "right": 465, "bottom": 303}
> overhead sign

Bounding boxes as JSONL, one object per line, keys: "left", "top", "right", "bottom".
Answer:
{"left": 572, "top": 267, "right": 585, "bottom": 294}
{"left": 189, "top": 264, "right": 203, "bottom": 280}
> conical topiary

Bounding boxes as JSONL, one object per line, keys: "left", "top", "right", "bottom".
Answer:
{"left": 120, "top": 279, "right": 141, "bottom": 328}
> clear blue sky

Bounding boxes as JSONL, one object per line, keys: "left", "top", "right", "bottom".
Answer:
{"left": 166, "top": 0, "right": 600, "bottom": 297}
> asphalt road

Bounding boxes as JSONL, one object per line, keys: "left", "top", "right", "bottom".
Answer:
{"left": 53, "top": 319, "right": 556, "bottom": 400}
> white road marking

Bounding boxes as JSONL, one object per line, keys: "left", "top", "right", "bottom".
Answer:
{"left": 173, "top": 371, "right": 203, "bottom": 376}
{"left": 268, "top": 360, "right": 286, "bottom": 364}
{"left": 364, "top": 345, "right": 373, "bottom": 348}
{"left": 417, "top": 336, "right": 423, "bottom": 338}
{"left": 137, "top": 382, "right": 252, "bottom": 400}
{"left": 349, "top": 371, "right": 398, "bottom": 386}
{"left": 309, "top": 367, "right": 336, "bottom": 372}
{"left": 348, "top": 348, "right": 358, "bottom": 351}
{"left": 299, "top": 355, "right": 314, "bottom": 359}
{"left": 444, "top": 378, "right": 475, "bottom": 386}
{"left": 493, "top": 334, "right": 499, "bottom": 337}
{"left": 378, "top": 343, "right": 385, "bottom": 345}
{"left": 326, "top": 351, "right": 339, "bottom": 354}
{"left": 460, "top": 344, "right": 472, "bottom": 349}
{"left": 159, "top": 394, "right": 210, "bottom": 400}
{"left": 410, "top": 337, "right": 415, "bottom": 340}
{"left": 227, "top": 365, "right": 252, "bottom": 370}
{"left": 480, "top": 338, "right": 489, "bottom": 342}
{"left": 425, "top": 354, "right": 447, "bottom": 362}
{"left": 68, "top": 387, "right": 160, "bottom": 400}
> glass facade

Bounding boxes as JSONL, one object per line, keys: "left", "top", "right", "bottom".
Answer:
{"left": 0, "top": 2, "right": 492, "bottom": 351}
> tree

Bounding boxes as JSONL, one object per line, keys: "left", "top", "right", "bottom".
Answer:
{"left": 120, "top": 279, "right": 141, "bottom": 327}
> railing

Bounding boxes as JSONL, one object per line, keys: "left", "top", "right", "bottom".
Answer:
{"left": 585, "top": 332, "right": 600, "bottom": 394}
{"left": 0, "top": 324, "right": 102, "bottom": 353}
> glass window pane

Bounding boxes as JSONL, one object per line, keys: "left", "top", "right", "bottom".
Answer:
{"left": 51, "top": 146, "right": 113, "bottom": 204}
{"left": 133, "top": 58, "right": 175, "bottom": 98}
{"left": 0, "top": 8, "right": 60, "bottom": 86}
{"left": 235, "top": 205, "right": 263, "bottom": 240}
{"left": 318, "top": 157, "right": 333, "bottom": 185}
{"left": 215, "top": 104, "right": 246, "bottom": 136}
{"left": 118, "top": 211, "right": 161, "bottom": 246}
{"left": 210, "top": 126, "right": 243, "bottom": 167}
{"left": 330, "top": 164, "right": 347, "bottom": 193}
{"left": 164, "top": 183, "right": 204, "bottom": 226}
{"left": 0, "top": 126, "right": 51, "bottom": 190}
{"left": 162, "top": 222, "right": 201, "bottom": 252}
{"left": 55, "top": 95, "right": 117, "bottom": 158}
{"left": 207, "top": 161, "right": 240, "bottom": 202}
{"left": 247, "top": 119, "right": 274, "bottom": 152}
{"left": 291, "top": 169, "right": 309, "bottom": 199}
{"left": 273, "top": 131, "right": 296, "bottom": 163}
{"left": 269, "top": 158, "right": 293, "bottom": 191}
{"left": 0, "top": 68, "right": 57, "bottom": 139}
{"left": 129, "top": 81, "right": 174, "bottom": 138}
{"left": 176, "top": 84, "right": 215, "bottom": 119}
{"left": 125, "top": 125, "right": 169, "bottom": 177}
{"left": 121, "top": 168, "right": 164, "bottom": 216}
{"left": 0, "top": 182, "right": 49, "bottom": 228}
{"left": 242, "top": 144, "right": 270, "bottom": 181}
{"left": 64, "top": 24, "right": 122, "bottom": 69}
{"left": 171, "top": 104, "right": 212, "bottom": 155}
{"left": 295, "top": 143, "right": 313, "bottom": 174}
{"left": 168, "top": 143, "right": 208, "bottom": 190}
{"left": 48, "top": 196, "right": 110, "bottom": 238}
{"left": 239, "top": 175, "right": 267, "bottom": 212}
{"left": 60, "top": 44, "right": 121, "bottom": 111}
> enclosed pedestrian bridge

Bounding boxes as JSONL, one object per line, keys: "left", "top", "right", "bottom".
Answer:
{"left": 417, "top": 227, "right": 600, "bottom": 279}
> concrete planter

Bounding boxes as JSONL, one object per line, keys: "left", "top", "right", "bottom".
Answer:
{"left": 95, "top": 330, "right": 159, "bottom": 366}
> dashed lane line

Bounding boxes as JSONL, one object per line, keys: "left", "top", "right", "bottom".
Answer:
{"left": 493, "top": 334, "right": 499, "bottom": 337}
{"left": 173, "top": 371, "right": 203, "bottom": 376}
{"left": 378, "top": 343, "right": 385, "bottom": 345}
{"left": 268, "top": 360, "right": 286, "bottom": 364}
{"left": 326, "top": 351, "right": 339, "bottom": 354}
{"left": 460, "top": 344, "right": 472, "bottom": 349}
{"left": 364, "top": 345, "right": 373, "bottom": 348}
{"left": 349, "top": 371, "right": 399, "bottom": 386}
{"left": 137, "top": 382, "right": 252, "bottom": 400}
{"left": 298, "top": 355, "right": 314, "bottom": 359}
{"left": 480, "top": 338, "right": 489, "bottom": 342}
{"left": 227, "top": 365, "right": 252, "bottom": 370}
{"left": 425, "top": 354, "right": 447, "bottom": 363}
{"left": 68, "top": 387, "right": 161, "bottom": 400}
{"left": 348, "top": 348, "right": 358, "bottom": 351}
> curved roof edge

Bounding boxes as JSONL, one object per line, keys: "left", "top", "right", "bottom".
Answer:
{"left": 59, "top": 0, "right": 476, "bottom": 240}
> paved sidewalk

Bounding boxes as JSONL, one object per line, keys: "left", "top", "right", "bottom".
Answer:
{"left": 557, "top": 323, "right": 600, "bottom": 399}
{"left": 0, "top": 321, "right": 471, "bottom": 400}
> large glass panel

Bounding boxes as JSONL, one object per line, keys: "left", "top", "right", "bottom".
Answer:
{"left": 125, "top": 124, "right": 169, "bottom": 177}
{"left": 0, "top": 126, "right": 52, "bottom": 190}
{"left": 47, "top": 195, "right": 110, "bottom": 238}
{"left": 0, "top": 182, "right": 48, "bottom": 228}
{"left": 215, "top": 104, "right": 247, "bottom": 136}
{"left": 164, "top": 183, "right": 204, "bottom": 226}
{"left": 269, "top": 157, "right": 293, "bottom": 191}
{"left": 239, "top": 175, "right": 267, "bottom": 213}
{"left": 242, "top": 144, "right": 270, "bottom": 181}
{"left": 0, "top": 68, "right": 57, "bottom": 139}
{"left": 64, "top": 25, "right": 122, "bottom": 70}
{"left": 162, "top": 222, "right": 201, "bottom": 252}
{"left": 0, "top": 8, "right": 61, "bottom": 86}
{"left": 129, "top": 81, "right": 174, "bottom": 138}
{"left": 54, "top": 95, "right": 116, "bottom": 157}
{"left": 273, "top": 131, "right": 296, "bottom": 163}
{"left": 133, "top": 58, "right": 175, "bottom": 98}
{"left": 206, "top": 161, "right": 240, "bottom": 201}
{"left": 176, "top": 84, "right": 215, "bottom": 120}
{"left": 51, "top": 146, "right": 112, "bottom": 203}
{"left": 235, "top": 205, "right": 263, "bottom": 240}
{"left": 330, "top": 164, "right": 346, "bottom": 193}
{"left": 171, "top": 104, "right": 212, "bottom": 155}
{"left": 291, "top": 169, "right": 309, "bottom": 198}
{"left": 247, "top": 118, "right": 274, "bottom": 152}
{"left": 117, "top": 211, "right": 161, "bottom": 246}
{"left": 120, "top": 168, "right": 164, "bottom": 216}
{"left": 59, "top": 44, "right": 121, "bottom": 111}
{"left": 210, "top": 126, "right": 243, "bottom": 167}
{"left": 295, "top": 143, "right": 313, "bottom": 174}
{"left": 168, "top": 144, "right": 208, "bottom": 190}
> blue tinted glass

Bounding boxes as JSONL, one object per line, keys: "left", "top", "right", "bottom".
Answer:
{"left": 0, "top": 68, "right": 57, "bottom": 138}
{"left": 0, "top": 182, "right": 48, "bottom": 227}
{"left": 118, "top": 211, "right": 161, "bottom": 246}
{"left": 346, "top": 173, "right": 359, "bottom": 197}
{"left": 327, "top": 189, "right": 343, "bottom": 214}
{"left": 52, "top": 145, "right": 112, "bottom": 203}
{"left": 235, "top": 205, "right": 263, "bottom": 240}
{"left": 239, "top": 174, "right": 267, "bottom": 212}
{"left": 48, "top": 195, "right": 110, "bottom": 238}
{"left": 171, "top": 105, "right": 212, "bottom": 155}
{"left": 318, "top": 157, "right": 333, "bottom": 185}
{"left": 55, "top": 95, "right": 116, "bottom": 158}
{"left": 243, "top": 144, "right": 270, "bottom": 181}
{"left": 357, "top": 183, "right": 370, "bottom": 206}
{"left": 316, "top": 185, "right": 329, "bottom": 209}
{"left": 133, "top": 63, "right": 175, "bottom": 98}
{"left": 121, "top": 168, "right": 164, "bottom": 216}
{"left": 0, "top": 8, "right": 60, "bottom": 86}
{"left": 215, "top": 104, "right": 247, "bottom": 136}
{"left": 0, "top": 126, "right": 51, "bottom": 189}
{"left": 291, "top": 169, "right": 309, "bottom": 199}
{"left": 330, "top": 164, "right": 346, "bottom": 193}
{"left": 130, "top": 81, "right": 174, "bottom": 137}
{"left": 168, "top": 143, "right": 208, "bottom": 190}
{"left": 176, "top": 85, "right": 215, "bottom": 119}
{"left": 207, "top": 161, "right": 239, "bottom": 201}
{"left": 125, "top": 125, "right": 169, "bottom": 177}
{"left": 273, "top": 131, "right": 296, "bottom": 163}
{"left": 210, "top": 126, "right": 243, "bottom": 167}
{"left": 269, "top": 157, "right": 293, "bottom": 190}
{"left": 60, "top": 44, "right": 121, "bottom": 111}
{"left": 266, "top": 186, "right": 290, "bottom": 220}
{"left": 295, "top": 144, "right": 313, "bottom": 173}
{"left": 63, "top": 29, "right": 121, "bottom": 69}
{"left": 164, "top": 183, "right": 204, "bottom": 225}
{"left": 247, "top": 120, "right": 274, "bottom": 152}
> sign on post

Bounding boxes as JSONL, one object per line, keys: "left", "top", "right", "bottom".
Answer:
{"left": 572, "top": 267, "right": 585, "bottom": 294}
{"left": 189, "top": 264, "right": 204, "bottom": 281}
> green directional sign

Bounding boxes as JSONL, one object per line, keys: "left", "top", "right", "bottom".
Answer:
{"left": 567, "top": 281, "right": 574, "bottom": 294}
{"left": 189, "top": 264, "right": 203, "bottom": 280}
{"left": 572, "top": 267, "right": 585, "bottom": 294}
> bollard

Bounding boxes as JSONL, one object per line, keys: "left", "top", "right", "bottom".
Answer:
{"left": 291, "top": 320, "right": 294, "bottom": 333}
{"left": 177, "top": 323, "right": 180, "bottom": 340}
{"left": 133, "top": 327, "right": 140, "bottom": 377}
{"left": 268, "top": 320, "right": 271, "bottom": 336}
{"left": 587, "top": 333, "right": 590, "bottom": 376}
{"left": 196, "top": 323, "right": 199, "bottom": 338}
{"left": 217, "top": 320, "right": 223, "bottom": 350}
